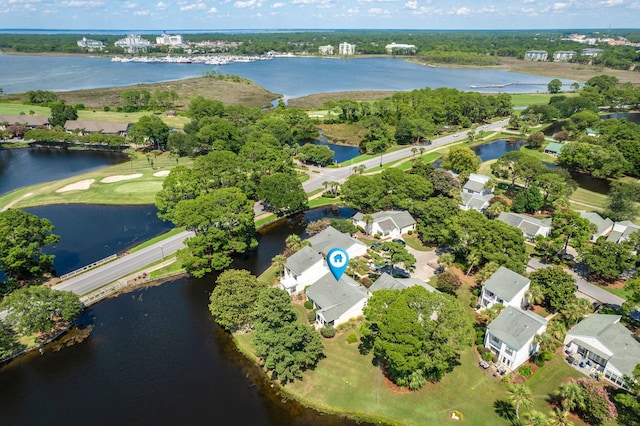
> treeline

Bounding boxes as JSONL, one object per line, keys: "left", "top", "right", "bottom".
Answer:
{"left": 2, "top": 31, "right": 640, "bottom": 70}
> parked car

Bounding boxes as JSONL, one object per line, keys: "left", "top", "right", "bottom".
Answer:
{"left": 392, "top": 238, "right": 406, "bottom": 246}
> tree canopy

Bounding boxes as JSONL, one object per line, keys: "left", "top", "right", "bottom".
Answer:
{"left": 208, "top": 269, "right": 267, "bottom": 332}
{"left": 361, "top": 286, "right": 473, "bottom": 389}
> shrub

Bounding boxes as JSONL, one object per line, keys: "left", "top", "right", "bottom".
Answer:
{"left": 346, "top": 333, "right": 358, "bottom": 344}
{"left": 541, "top": 351, "right": 553, "bottom": 361}
{"left": 307, "top": 310, "right": 316, "bottom": 323}
{"left": 357, "top": 226, "right": 365, "bottom": 233}
{"left": 435, "top": 270, "right": 462, "bottom": 295}
{"left": 407, "top": 230, "right": 413, "bottom": 235}
{"left": 103, "top": 106, "right": 110, "bottom": 112}
{"left": 535, "top": 357, "right": 545, "bottom": 367}
{"left": 518, "top": 365, "right": 532, "bottom": 377}
{"left": 475, "top": 336, "right": 484, "bottom": 345}
{"left": 482, "top": 351, "right": 494, "bottom": 361}
{"left": 373, "top": 233, "right": 381, "bottom": 239}
{"left": 303, "top": 300, "right": 313, "bottom": 310}
{"left": 477, "top": 344, "right": 485, "bottom": 353}
{"left": 320, "top": 325, "right": 336, "bottom": 338}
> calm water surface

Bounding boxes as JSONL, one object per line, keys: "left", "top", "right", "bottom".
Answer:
{"left": 0, "top": 205, "right": 363, "bottom": 426}
{"left": 1, "top": 54, "right": 576, "bottom": 98}
{"left": 0, "top": 148, "right": 126, "bottom": 196}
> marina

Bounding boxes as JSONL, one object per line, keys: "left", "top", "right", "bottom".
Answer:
{"left": 110, "top": 53, "right": 274, "bottom": 65}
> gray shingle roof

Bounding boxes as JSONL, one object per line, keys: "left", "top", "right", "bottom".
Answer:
{"left": 307, "top": 226, "right": 365, "bottom": 256}
{"left": 567, "top": 314, "right": 640, "bottom": 377}
{"left": 460, "top": 192, "right": 492, "bottom": 210}
{"left": 285, "top": 246, "right": 323, "bottom": 275}
{"left": 305, "top": 273, "right": 369, "bottom": 323}
{"left": 577, "top": 210, "right": 613, "bottom": 236}
{"left": 483, "top": 266, "right": 530, "bottom": 302}
{"left": 488, "top": 306, "right": 546, "bottom": 350}
{"left": 64, "top": 120, "right": 130, "bottom": 134}
{"left": 353, "top": 210, "right": 416, "bottom": 230}
{"left": 0, "top": 115, "right": 50, "bottom": 127}
{"left": 370, "top": 272, "right": 437, "bottom": 292}
{"left": 607, "top": 221, "right": 640, "bottom": 243}
{"left": 497, "top": 212, "right": 551, "bottom": 236}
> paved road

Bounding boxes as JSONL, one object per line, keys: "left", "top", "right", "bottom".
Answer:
{"left": 55, "top": 230, "right": 194, "bottom": 295}
{"left": 302, "top": 119, "right": 510, "bottom": 193}
{"left": 54, "top": 120, "right": 510, "bottom": 294}
{"left": 526, "top": 258, "right": 625, "bottom": 307}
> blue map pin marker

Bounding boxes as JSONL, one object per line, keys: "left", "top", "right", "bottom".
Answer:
{"left": 327, "top": 248, "right": 349, "bottom": 281}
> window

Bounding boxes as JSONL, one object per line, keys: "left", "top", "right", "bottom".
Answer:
{"left": 491, "top": 335, "right": 500, "bottom": 345}
{"left": 504, "top": 347, "right": 514, "bottom": 356}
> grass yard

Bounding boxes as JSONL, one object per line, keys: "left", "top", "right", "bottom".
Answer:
{"left": 129, "top": 227, "right": 186, "bottom": 253}
{"left": 568, "top": 187, "right": 609, "bottom": 211}
{"left": 0, "top": 103, "right": 51, "bottom": 116}
{"left": 149, "top": 259, "right": 184, "bottom": 279}
{"left": 403, "top": 236, "right": 431, "bottom": 251}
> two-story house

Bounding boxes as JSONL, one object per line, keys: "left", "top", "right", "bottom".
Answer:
{"left": 497, "top": 212, "right": 552, "bottom": 240}
{"left": 577, "top": 210, "right": 614, "bottom": 242}
{"left": 279, "top": 246, "right": 329, "bottom": 294}
{"left": 305, "top": 273, "right": 370, "bottom": 328}
{"left": 352, "top": 210, "right": 416, "bottom": 239}
{"left": 485, "top": 306, "right": 547, "bottom": 371}
{"left": 479, "top": 266, "right": 530, "bottom": 310}
{"left": 459, "top": 173, "right": 494, "bottom": 212}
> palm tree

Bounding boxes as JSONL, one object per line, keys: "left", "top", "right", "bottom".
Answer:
{"left": 554, "top": 382, "right": 586, "bottom": 414}
{"left": 271, "top": 254, "right": 287, "bottom": 279}
{"left": 534, "top": 332, "right": 554, "bottom": 353}
{"left": 547, "top": 408, "right": 574, "bottom": 426}
{"left": 362, "top": 213, "right": 374, "bottom": 235}
{"left": 353, "top": 164, "right": 366, "bottom": 174}
{"left": 560, "top": 298, "right": 591, "bottom": 326}
{"left": 524, "top": 410, "right": 548, "bottom": 426}
{"left": 508, "top": 384, "right": 533, "bottom": 420}
{"left": 438, "top": 253, "right": 455, "bottom": 269}
{"left": 546, "top": 320, "right": 567, "bottom": 345}
{"left": 526, "top": 283, "right": 545, "bottom": 306}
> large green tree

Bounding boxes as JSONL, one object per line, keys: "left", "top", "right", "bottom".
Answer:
{"left": 128, "top": 114, "right": 170, "bottom": 148}
{"left": 361, "top": 286, "right": 473, "bottom": 389}
{"left": 48, "top": 101, "right": 77, "bottom": 127}
{"left": 173, "top": 187, "right": 257, "bottom": 277}
{"left": 1, "top": 285, "right": 81, "bottom": 334}
{"left": 580, "top": 239, "right": 635, "bottom": 282}
{"left": 0, "top": 209, "right": 59, "bottom": 283}
{"left": 253, "top": 287, "right": 324, "bottom": 384}
{"left": 208, "top": 269, "right": 267, "bottom": 332}
{"left": 529, "top": 266, "right": 577, "bottom": 312}
{"left": 441, "top": 146, "right": 481, "bottom": 175}
{"left": 258, "top": 172, "right": 308, "bottom": 216}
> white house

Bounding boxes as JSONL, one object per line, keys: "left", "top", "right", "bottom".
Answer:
{"left": 459, "top": 174, "right": 494, "bottom": 213}
{"left": 352, "top": 210, "right": 416, "bottom": 239}
{"left": 479, "top": 266, "right": 530, "bottom": 310}
{"left": 577, "top": 210, "right": 614, "bottom": 242}
{"left": 525, "top": 50, "right": 548, "bottom": 61}
{"left": 607, "top": 221, "right": 640, "bottom": 244}
{"left": 279, "top": 246, "right": 328, "bottom": 294}
{"left": 305, "top": 273, "right": 369, "bottom": 328}
{"left": 307, "top": 226, "right": 367, "bottom": 259}
{"left": 564, "top": 314, "right": 640, "bottom": 389}
{"left": 77, "top": 37, "right": 104, "bottom": 50}
{"left": 497, "top": 212, "right": 552, "bottom": 240}
{"left": 485, "top": 306, "right": 547, "bottom": 371}
{"left": 318, "top": 45, "right": 334, "bottom": 55}
{"left": 339, "top": 42, "right": 356, "bottom": 55}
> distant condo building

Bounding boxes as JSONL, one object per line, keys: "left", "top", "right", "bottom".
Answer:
{"left": 318, "top": 45, "right": 334, "bottom": 55}
{"left": 553, "top": 50, "right": 576, "bottom": 62}
{"left": 524, "top": 50, "right": 548, "bottom": 61}
{"left": 339, "top": 42, "right": 356, "bottom": 56}
{"left": 115, "top": 34, "right": 152, "bottom": 53}
{"left": 77, "top": 37, "right": 104, "bottom": 50}
{"left": 156, "top": 33, "right": 184, "bottom": 46}
{"left": 581, "top": 48, "right": 603, "bottom": 57}
{"left": 385, "top": 42, "right": 417, "bottom": 55}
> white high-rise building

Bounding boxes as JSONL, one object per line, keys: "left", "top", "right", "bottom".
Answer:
{"left": 156, "top": 33, "right": 184, "bottom": 46}
{"left": 339, "top": 42, "right": 356, "bottom": 56}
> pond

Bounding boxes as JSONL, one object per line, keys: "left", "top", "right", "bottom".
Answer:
{"left": 0, "top": 204, "right": 364, "bottom": 426}
{"left": 0, "top": 148, "right": 127, "bottom": 196}
{"left": 312, "top": 131, "right": 361, "bottom": 164}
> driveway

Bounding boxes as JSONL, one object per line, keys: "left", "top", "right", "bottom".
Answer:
{"left": 406, "top": 245, "right": 439, "bottom": 281}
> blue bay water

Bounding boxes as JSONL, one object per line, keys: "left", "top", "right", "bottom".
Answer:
{"left": 0, "top": 54, "right": 575, "bottom": 98}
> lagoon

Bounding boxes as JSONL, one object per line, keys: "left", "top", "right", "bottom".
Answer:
{"left": 0, "top": 54, "right": 576, "bottom": 99}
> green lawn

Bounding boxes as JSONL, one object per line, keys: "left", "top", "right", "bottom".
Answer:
{"left": 510, "top": 93, "right": 578, "bottom": 108}
{"left": 0, "top": 103, "right": 51, "bottom": 116}
{"left": 149, "top": 260, "right": 185, "bottom": 278}
{"left": 404, "top": 236, "right": 431, "bottom": 251}
{"left": 129, "top": 227, "right": 186, "bottom": 253}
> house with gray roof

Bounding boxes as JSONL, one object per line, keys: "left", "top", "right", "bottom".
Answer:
{"left": 305, "top": 273, "right": 370, "bottom": 328}
{"left": 370, "top": 272, "right": 437, "bottom": 293}
{"left": 479, "top": 266, "right": 530, "bottom": 310}
{"left": 485, "top": 306, "right": 547, "bottom": 371}
{"left": 607, "top": 221, "right": 640, "bottom": 244}
{"left": 577, "top": 210, "right": 614, "bottom": 242}
{"left": 308, "top": 226, "right": 367, "bottom": 258}
{"left": 459, "top": 192, "right": 492, "bottom": 213}
{"left": 279, "top": 246, "right": 328, "bottom": 294}
{"left": 463, "top": 173, "right": 493, "bottom": 196}
{"left": 564, "top": 314, "right": 640, "bottom": 389}
{"left": 497, "top": 212, "right": 552, "bottom": 240}
{"left": 352, "top": 210, "right": 416, "bottom": 239}
{"left": 0, "top": 115, "right": 51, "bottom": 130}
{"left": 64, "top": 120, "right": 130, "bottom": 136}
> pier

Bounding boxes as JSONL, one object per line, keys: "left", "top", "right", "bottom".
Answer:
{"left": 470, "top": 81, "right": 574, "bottom": 89}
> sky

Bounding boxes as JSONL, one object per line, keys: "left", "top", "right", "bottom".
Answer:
{"left": 1, "top": 0, "right": 639, "bottom": 31}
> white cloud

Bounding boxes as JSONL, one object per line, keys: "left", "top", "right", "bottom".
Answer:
{"left": 347, "top": 7, "right": 360, "bottom": 13}
{"left": 453, "top": 6, "right": 471, "bottom": 15}
{"left": 156, "top": 1, "right": 168, "bottom": 9}
{"left": 180, "top": 1, "right": 206, "bottom": 10}
{"left": 134, "top": 9, "right": 149, "bottom": 15}
{"left": 61, "top": 0, "right": 104, "bottom": 6}
{"left": 234, "top": 0, "right": 263, "bottom": 8}
{"left": 208, "top": 7, "right": 218, "bottom": 13}
{"left": 404, "top": 0, "right": 417, "bottom": 9}
{"left": 271, "top": 2, "right": 285, "bottom": 7}
{"left": 123, "top": 1, "right": 137, "bottom": 9}
{"left": 600, "top": 0, "right": 623, "bottom": 5}
{"left": 368, "top": 7, "right": 390, "bottom": 14}
{"left": 552, "top": 2, "right": 569, "bottom": 10}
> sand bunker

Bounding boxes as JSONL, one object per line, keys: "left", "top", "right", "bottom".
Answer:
{"left": 56, "top": 179, "right": 95, "bottom": 193}
{"left": 101, "top": 174, "right": 143, "bottom": 183}
{"left": 153, "top": 170, "right": 170, "bottom": 177}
